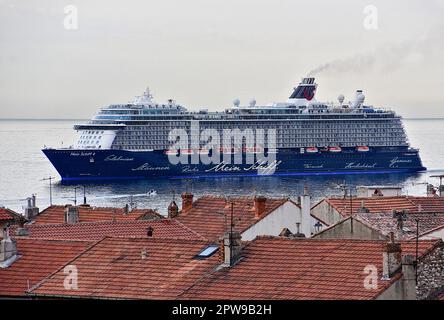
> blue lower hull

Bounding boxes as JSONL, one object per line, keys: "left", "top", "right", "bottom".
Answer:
{"left": 42, "top": 147, "right": 426, "bottom": 181}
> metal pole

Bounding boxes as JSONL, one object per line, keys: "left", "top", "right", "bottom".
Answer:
{"left": 415, "top": 218, "right": 419, "bottom": 282}
{"left": 49, "top": 177, "right": 52, "bottom": 206}
{"left": 230, "top": 201, "right": 234, "bottom": 266}
{"left": 74, "top": 187, "right": 77, "bottom": 206}
{"left": 42, "top": 176, "right": 54, "bottom": 206}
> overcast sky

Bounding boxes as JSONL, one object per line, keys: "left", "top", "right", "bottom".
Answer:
{"left": 1, "top": 0, "right": 443, "bottom": 119}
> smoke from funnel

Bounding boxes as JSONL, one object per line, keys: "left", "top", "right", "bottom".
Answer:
{"left": 307, "top": 24, "right": 443, "bottom": 77}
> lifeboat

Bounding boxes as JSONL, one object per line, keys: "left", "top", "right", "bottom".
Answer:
{"left": 329, "top": 147, "right": 342, "bottom": 153}
{"left": 165, "top": 149, "right": 178, "bottom": 155}
{"left": 218, "top": 147, "right": 240, "bottom": 154}
{"left": 243, "top": 146, "right": 264, "bottom": 153}
{"left": 181, "top": 149, "right": 194, "bottom": 155}
{"left": 306, "top": 147, "right": 319, "bottom": 153}
{"left": 357, "top": 146, "right": 370, "bottom": 152}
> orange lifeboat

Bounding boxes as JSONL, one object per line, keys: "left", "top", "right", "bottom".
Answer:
{"left": 181, "top": 149, "right": 194, "bottom": 155}
{"left": 329, "top": 147, "right": 342, "bottom": 153}
{"left": 165, "top": 149, "right": 178, "bottom": 155}
{"left": 357, "top": 146, "right": 370, "bottom": 152}
{"left": 306, "top": 147, "right": 319, "bottom": 153}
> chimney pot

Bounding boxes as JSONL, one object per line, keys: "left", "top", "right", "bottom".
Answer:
{"left": 0, "top": 225, "right": 18, "bottom": 265}
{"left": 382, "top": 234, "right": 402, "bottom": 279}
{"left": 168, "top": 200, "right": 179, "bottom": 218}
{"left": 253, "top": 196, "right": 267, "bottom": 218}
{"left": 64, "top": 205, "right": 79, "bottom": 224}
{"left": 220, "top": 230, "right": 242, "bottom": 267}
{"left": 181, "top": 192, "right": 194, "bottom": 212}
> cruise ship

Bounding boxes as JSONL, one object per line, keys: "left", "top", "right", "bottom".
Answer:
{"left": 43, "top": 78, "right": 426, "bottom": 180}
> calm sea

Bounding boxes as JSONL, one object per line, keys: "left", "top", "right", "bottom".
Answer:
{"left": 1, "top": 119, "right": 443, "bottom": 214}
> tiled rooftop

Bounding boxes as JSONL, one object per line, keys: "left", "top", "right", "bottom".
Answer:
{"left": 15, "top": 219, "right": 205, "bottom": 241}
{"left": 32, "top": 205, "right": 161, "bottom": 225}
{"left": 356, "top": 212, "right": 444, "bottom": 240}
{"left": 180, "top": 237, "right": 440, "bottom": 300}
{"left": 176, "top": 196, "right": 289, "bottom": 240}
{"left": 323, "top": 196, "right": 444, "bottom": 217}
{"left": 29, "top": 237, "right": 220, "bottom": 299}
{"left": 0, "top": 238, "right": 92, "bottom": 297}
{"left": 0, "top": 208, "right": 21, "bottom": 223}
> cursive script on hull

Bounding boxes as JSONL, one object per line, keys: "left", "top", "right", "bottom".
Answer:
{"left": 132, "top": 163, "right": 171, "bottom": 171}
{"left": 205, "top": 160, "right": 282, "bottom": 175}
{"left": 389, "top": 157, "right": 412, "bottom": 168}
{"left": 105, "top": 155, "right": 134, "bottom": 161}
{"left": 344, "top": 162, "right": 377, "bottom": 169}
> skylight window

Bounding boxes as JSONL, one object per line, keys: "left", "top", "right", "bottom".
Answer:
{"left": 196, "top": 245, "right": 219, "bottom": 258}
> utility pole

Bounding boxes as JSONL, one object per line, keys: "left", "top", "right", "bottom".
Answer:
{"left": 73, "top": 186, "right": 80, "bottom": 206}
{"left": 41, "top": 176, "right": 55, "bottom": 206}
{"left": 83, "top": 185, "right": 87, "bottom": 205}
{"left": 415, "top": 218, "right": 419, "bottom": 282}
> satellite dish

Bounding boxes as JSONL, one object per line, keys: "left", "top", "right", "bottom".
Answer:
{"left": 338, "top": 94, "right": 345, "bottom": 104}
{"left": 233, "top": 99, "right": 240, "bottom": 107}
{"left": 249, "top": 99, "right": 256, "bottom": 107}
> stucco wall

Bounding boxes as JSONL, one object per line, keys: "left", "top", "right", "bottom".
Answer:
{"left": 242, "top": 202, "right": 301, "bottom": 241}
{"left": 313, "top": 218, "right": 387, "bottom": 240}
{"left": 311, "top": 200, "right": 343, "bottom": 226}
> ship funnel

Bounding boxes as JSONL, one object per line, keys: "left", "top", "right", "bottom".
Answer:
{"left": 289, "top": 77, "right": 317, "bottom": 101}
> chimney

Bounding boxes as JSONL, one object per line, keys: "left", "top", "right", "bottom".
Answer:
{"left": 0, "top": 225, "right": 18, "bottom": 267}
{"left": 220, "top": 230, "right": 242, "bottom": 267}
{"left": 300, "top": 187, "right": 311, "bottom": 237}
{"left": 357, "top": 200, "right": 370, "bottom": 213}
{"left": 181, "top": 192, "right": 194, "bottom": 212}
{"left": 253, "top": 196, "right": 267, "bottom": 218}
{"left": 401, "top": 254, "right": 417, "bottom": 300}
{"left": 426, "top": 184, "right": 437, "bottom": 197}
{"left": 64, "top": 205, "right": 79, "bottom": 224}
{"left": 167, "top": 200, "right": 179, "bottom": 218}
{"left": 24, "top": 195, "right": 39, "bottom": 220}
{"left": 382, "top": 232, "right": 402, "bottom": 280}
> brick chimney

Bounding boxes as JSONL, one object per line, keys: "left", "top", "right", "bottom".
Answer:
{"left": 64, "top": 205, "right": 79, "bottom": 224}
{"left": 181, "top": 192, "right": 194, "bottom": 212}
{"left": 382, "top": 232, "right": 402, "bottom": 280}
{"left": 220, "top": 230, "right": 242, "bottom": 267}
{"left": 0, "top": 225, "right": 18, "bottom": 267}
{"left": 253, "top": 196, "right": 267, "bottom": 218}
{"left": 168, "top": 200, "right": 179, "bottom": 218}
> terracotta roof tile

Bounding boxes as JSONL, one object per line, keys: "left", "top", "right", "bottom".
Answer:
{"left": 0, "top": 208, "right": 21, "bottom": 223}
{"left": 177, "top": 196, "right": 288, "bottom": 240}
{"left": 356, "top": 212, "right": 444, "bottom": 240}
{"left": 32, "top": 205, "right": 161, "bottom": 225}
{"left": 0, "top": 238, "right": 91, "bottom": 297}
{"left": 325, "top": 196, "right": 444, "bottom": 217}
{"left": 29, "top": 237, "right": 220, "bottom": 299}
{"left": 181, "top": 237, "right": 440, "bottom": 300}
{"left": 15, "top": 219, "right": 204, "bottom": 241}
